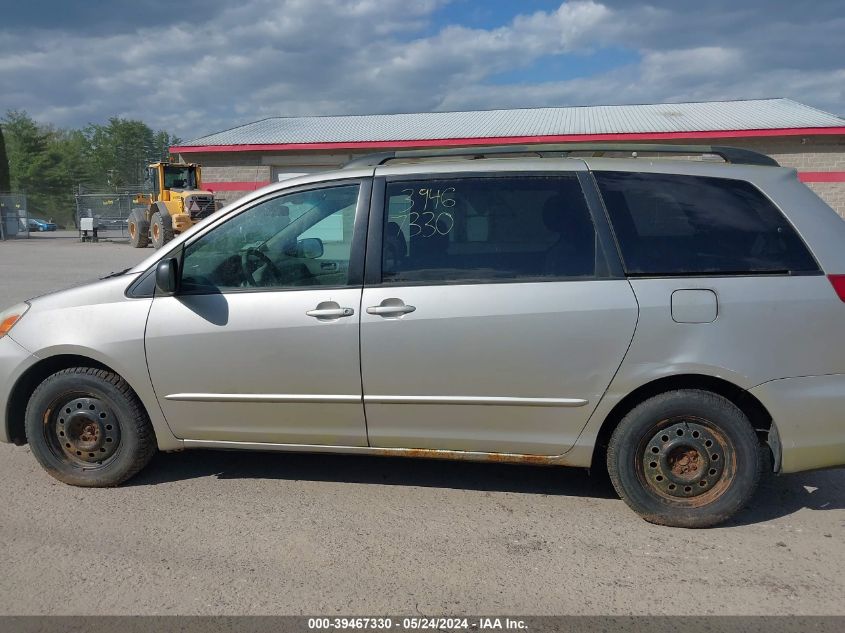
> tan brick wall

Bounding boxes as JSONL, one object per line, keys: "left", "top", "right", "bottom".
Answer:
{"left": 806, "top": 182, "right": 845, "bottom": 214}
{"left": 200, "top": 165, "right": 271, "bottom": 186}
{"left": 187, "top": 152, "right": 268, "bottom": 167}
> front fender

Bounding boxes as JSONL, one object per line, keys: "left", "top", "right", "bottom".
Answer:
{"left": 8, "top": 276, "right": 182, "bottom": 451}
{"left": 0, "top": 335, "right": 39, "bottom": 443}
{"left": 27, "top": 343, "right": 181, "bottom": 451}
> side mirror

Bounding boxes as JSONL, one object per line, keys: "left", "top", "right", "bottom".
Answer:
{"left": 286, "top": 237, "right": 323, "bottom": 259}
{"left": 155, "top": 257, "right": 180, "bottom": 295}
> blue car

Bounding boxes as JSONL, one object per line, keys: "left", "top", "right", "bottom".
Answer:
{"left": 27, "top": 217, "right": 58, "bottom": 232}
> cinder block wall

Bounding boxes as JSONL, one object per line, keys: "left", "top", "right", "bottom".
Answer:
{"left": 187, "top": 152, "right": 272, "bottom": 206}
{"left": 804, "top": 182, "right": 845, "bottom": 213}
{"left": 178, "top": 134, "right": 845, "bottom": 217}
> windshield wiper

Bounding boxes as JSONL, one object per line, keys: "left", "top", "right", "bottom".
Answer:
{"left": 100, "top": 267, "right": 131, "bottom": 279}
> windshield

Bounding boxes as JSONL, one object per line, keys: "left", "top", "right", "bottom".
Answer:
{"left": 163, "top": 165, "right": 197, "bottom": 190}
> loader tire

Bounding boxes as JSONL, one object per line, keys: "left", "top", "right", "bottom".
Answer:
{"left": 151, "top": 211, "right": 174, "bottom": 249}
{"left": 127, "top": 210, "right": 150, "bottom": 248}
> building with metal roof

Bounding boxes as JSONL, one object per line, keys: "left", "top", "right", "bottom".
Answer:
{"left": 171, "top": 98, "right": 845, "bottom": 216}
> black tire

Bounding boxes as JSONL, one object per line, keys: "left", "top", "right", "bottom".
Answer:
{"left": 127, "top": 210, "right": 150, "bottom": 248}
{"left": 606, "top": 389, "right": 763, "bottom": 528}
{"left": 24, "top": 368, "right": 157, "bottom": 487}
{"left": 151, "top": 210, "right": 173, "bottom": 249}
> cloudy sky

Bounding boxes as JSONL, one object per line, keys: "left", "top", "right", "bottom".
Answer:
{"left": 1, "top": 0, "right": 843, "bottom": 140}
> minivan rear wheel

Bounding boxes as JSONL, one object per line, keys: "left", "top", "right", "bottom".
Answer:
{"left": 607, "top": 389, "right": 763, "bottom": 528}
{"left": 25, "top": 368, "right": 157, "bottom": 487}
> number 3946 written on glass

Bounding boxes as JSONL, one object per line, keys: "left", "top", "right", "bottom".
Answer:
{"left": 394, "top": 187, "right": 455, "bottom": 238}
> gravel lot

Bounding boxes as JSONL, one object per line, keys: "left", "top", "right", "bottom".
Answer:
{"left": 0, "top": 232, "right": 843, "bottom": 615}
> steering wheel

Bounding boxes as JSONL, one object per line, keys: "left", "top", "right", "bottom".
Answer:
{"left": 241, "top": 247, "right": 283, "bottom": 287}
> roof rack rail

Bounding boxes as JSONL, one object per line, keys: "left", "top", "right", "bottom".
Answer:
{"left": 343, "top": 143, "right": 780, "bottom": 169}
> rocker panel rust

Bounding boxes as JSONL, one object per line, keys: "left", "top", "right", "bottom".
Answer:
{"left": 181, "top": 439, "right": 579, "bottom": 466}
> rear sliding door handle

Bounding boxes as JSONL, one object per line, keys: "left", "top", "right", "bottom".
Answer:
{"left": 306, "top": 301, "right": 354, "bottom": 320}
{"left": 366, "top": 299, "right": 416, "bottom": 317}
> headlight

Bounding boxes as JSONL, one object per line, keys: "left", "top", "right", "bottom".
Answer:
{"left": 0, "top": 302, "right": 30, "bottom": 339}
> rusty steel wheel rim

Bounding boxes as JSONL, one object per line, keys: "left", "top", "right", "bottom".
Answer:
{"left": 43, "top": 394, "right": 122, "bottom": 469}
{"left": 152, "top": 223, "right": 160, "bottom": 241}
{"left": 128, "top": 222, "right": 137, "bottom": 239}
{"left": 638, "top": 417, "right": 733, "bottom": 505}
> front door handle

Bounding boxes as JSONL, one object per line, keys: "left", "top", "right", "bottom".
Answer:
{"left": 306, "top": 301, "right": 354, "bottom": 320}
{"left": 366, "top": 299, "right": 416, "bottom": 317}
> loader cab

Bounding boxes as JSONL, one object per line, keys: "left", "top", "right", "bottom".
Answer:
{"left": 163, "top": 164, "right": 198, "bottom": 191}
{"left": 147, "top": 167, "right": 161, "bottom": 198}
{"left": 146, "top": 163, "right": 201, "bottom": 200}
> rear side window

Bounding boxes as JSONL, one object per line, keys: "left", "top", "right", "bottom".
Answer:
{"left": 382, "top": 175, "right": 603, "bottom": 284}
{"left": 594, "top": 172, "right": 819, "bottom": 275}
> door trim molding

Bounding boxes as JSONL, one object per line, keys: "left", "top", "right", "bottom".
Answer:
{"left": 164, "top": 393, "right": 361, "bottom": 403}
{"left": 164, "top": 393, "right": 588, "bottom": 407}
{"left": 364, "top": 395, "right": 588, "bottom": 407}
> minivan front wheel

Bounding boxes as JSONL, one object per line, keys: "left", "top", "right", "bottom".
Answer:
{"left": 25, "top": 368, "right": 157, "bottom": 487}
{"left": 607, "top": 389, "right": 763, "bottom": 528}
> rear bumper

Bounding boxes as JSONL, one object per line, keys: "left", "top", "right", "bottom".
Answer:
{"left": 750, "top": 374, "right": 845, "bottom": 473}
{"left": 0, "top": 335, "right": 38, "bottom": 444}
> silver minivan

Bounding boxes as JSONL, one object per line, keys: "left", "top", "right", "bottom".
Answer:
{"left": 2, "top": 144, "right": 844, "bottom": 527}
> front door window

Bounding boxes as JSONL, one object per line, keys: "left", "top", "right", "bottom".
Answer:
{"left": 180, "top": 184, "right": 360, "bottom": 293}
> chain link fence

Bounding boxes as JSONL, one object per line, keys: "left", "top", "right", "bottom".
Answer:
{"left": 0, "top": 193, "right": 29, "bottom": 240}
{"left": 74, "top": 187, "right": 147, "bottom": 239}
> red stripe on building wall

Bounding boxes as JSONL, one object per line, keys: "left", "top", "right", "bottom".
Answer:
{"left": 172, "top": 127, "right": 845, "bottom": 154}
{"left": 204, "top": 181, "right": 272, "bottom": 191}
{"left": 798, "top": 172, "right": 845, "bottom": 183}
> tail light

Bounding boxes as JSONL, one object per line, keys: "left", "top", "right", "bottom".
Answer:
{"left": 827, "top": 275, "right": 845, "bottom": 302}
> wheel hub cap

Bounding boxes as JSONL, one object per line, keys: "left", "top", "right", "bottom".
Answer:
{"left": 54, "top": 397, "right": 120, "bottom": 464}
{"left": 642, "top": 421, "right": 725, "bottom": 498}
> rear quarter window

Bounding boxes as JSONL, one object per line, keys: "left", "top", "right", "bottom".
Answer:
{"left": 594, "top": 171, "right": 820, "bottom": 275}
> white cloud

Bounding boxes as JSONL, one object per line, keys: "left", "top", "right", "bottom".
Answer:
{"left": 640, "top": 47, "right": 745, "bottom": 84}
{"left": 0, "top": 0, "right": 842, "bottom": 138}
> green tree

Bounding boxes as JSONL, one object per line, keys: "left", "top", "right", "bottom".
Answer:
{"left": 2, "top": 111, "right": 66, "bottom": 221}
{"left": 2, "top": 110, "right": 49, "bottom": 195}
{"left": 3, "top": 110, "right": 182, "bottom": 226}
{"left": 0, "top": 124, "right": 10, "bottom": 192}
{"left": 86, "top": 118, "right": 156, "bottom": 188}
{"left": 4, "top": 111, "right": 95, "bottom": 225}
{"left": 152, "top": 130, "right": 181, "bottom": 163}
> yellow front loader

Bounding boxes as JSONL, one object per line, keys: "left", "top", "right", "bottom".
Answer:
{"left": 128, "top": 162, "right": 218, "bottom": 248}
